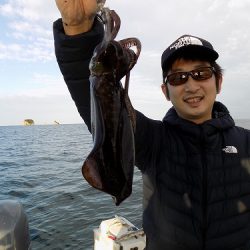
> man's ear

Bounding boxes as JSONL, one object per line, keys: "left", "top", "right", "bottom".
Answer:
{"left": 161, "top": 83, "right": 170, "bottom": 101}
{"left": 217, "top": 76, "right": 223, "bottom": 94}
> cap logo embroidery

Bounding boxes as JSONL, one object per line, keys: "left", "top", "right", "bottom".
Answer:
{"left": 222, "top": 146, "right": 238, "bottom": 154}
{"left": 170, "top": 36, "right": 203, "bottom": 51}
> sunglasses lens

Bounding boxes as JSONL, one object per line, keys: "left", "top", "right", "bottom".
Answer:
{"left": 192, "top": 68, "right": 213, "bottom": 80}
{"left": 167, "top": 73, "right": 187, "bottom": 86}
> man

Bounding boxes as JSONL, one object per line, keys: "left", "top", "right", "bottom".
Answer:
{"left": 54, "top": 0, "right": 250, "bottom": 249}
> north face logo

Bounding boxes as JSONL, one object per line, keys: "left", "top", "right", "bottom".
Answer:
{"left": 222, "top": 146, "right": 238, "bottom": 154}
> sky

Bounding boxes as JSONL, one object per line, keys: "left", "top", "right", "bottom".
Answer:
{"left": 0, "top": 0, "right": 250, "bottom": 126}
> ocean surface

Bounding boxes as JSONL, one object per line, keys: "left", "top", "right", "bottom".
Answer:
{"left": 1, "top": 120, "right": 250, "bottom": 249}
{"left": 0, "top": 124, "right": 143, "bottom": 250}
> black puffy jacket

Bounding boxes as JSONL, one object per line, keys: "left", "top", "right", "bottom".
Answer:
{"left": 53, "top": 18, "right": 250, "bottom": 250}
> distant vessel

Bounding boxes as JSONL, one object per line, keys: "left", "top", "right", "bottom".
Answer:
{"left": 54, "top": 121, "right": 60, "bottom": 125}
{"left": 23, "top": 119, "right": 34, "bottom": 126}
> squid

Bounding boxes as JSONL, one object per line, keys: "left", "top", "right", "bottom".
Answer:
{"left": 82, "top": 6, "right": 141, "bottom": 205}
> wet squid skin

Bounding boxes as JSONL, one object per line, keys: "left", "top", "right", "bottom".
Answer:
{"left": 82, "top": 8, "right": 141, "bottom": 205}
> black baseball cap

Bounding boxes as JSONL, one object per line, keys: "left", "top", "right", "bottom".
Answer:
{"left": 161, "top": 34, "right": 219, "bottom": 74}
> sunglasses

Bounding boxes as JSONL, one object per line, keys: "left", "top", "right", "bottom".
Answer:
{"left": 164, "top": 66, "right": 215, "bottom": 86}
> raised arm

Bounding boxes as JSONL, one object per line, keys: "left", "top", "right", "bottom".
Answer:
{"left": 53, "top": 0, "right": 104, "bottom": 131}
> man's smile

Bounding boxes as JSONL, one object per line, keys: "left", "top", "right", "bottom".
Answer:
{"left": 183, "top": 96, "right": 204, "bottom": 104}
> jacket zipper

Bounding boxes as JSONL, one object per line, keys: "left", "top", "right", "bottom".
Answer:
{"left": 200, "top": 126, "right": 207, "bottom": 250}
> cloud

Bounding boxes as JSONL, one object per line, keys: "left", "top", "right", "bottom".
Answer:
{"left": 18, "top": 73, "right": 68, "bottom": 97}
{"left": 0, "top": 72, "right": 67, "bottom": 98}
{"left": 0, "top": 0, "right": 57, "bottom": 62}
{"left": 0, "top": 0, "right": 58, "bottom": 22}
{"left": 0, "top": 40, "right": 53, "bottom": 62}
{"left": 0, "top": 42, "right": 21, "bottom": 59}
{"left": 0, "top": 1, "right": 14, "bottom": 16}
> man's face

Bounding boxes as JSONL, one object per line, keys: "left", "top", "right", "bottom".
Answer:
{"left": 161, "top": 58, "right": 222, "bottom": 124}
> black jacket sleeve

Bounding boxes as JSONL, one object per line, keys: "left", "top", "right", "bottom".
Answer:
{"left": 53, "top": 17, "right": 104, "bottom": 131}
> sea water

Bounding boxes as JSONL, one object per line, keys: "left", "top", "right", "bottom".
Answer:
{"left": 0, "top": 124, "right": 143, "bottom": 250}
{"left": 0, "top": 120, "right": 250, "bottom": 249}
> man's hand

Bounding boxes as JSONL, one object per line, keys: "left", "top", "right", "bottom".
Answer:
{"left": 55, "top": 0, "right": 99, "bottom": 35}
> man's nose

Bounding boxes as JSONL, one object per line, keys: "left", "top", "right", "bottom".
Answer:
{"left": 184, "top": 77, "right": 200, "bottom": 92}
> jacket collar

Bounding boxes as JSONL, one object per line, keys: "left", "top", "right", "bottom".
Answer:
{"left": 163, "top": 101, "right": 235, "bottom": 136}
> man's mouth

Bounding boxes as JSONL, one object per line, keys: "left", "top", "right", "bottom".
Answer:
{"left": 184, "top": 96, "right": 204, "bottom": 104}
